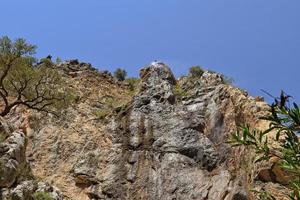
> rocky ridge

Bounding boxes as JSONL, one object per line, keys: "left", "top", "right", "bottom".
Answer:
{"left": 0, "top": 61, "right": 291, "bottom": 199}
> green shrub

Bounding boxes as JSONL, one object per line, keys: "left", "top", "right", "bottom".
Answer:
{"left": 114, "top": 68, "right": 127, "bottom": 81}
{"left": 221, "top": 74, "right": 234, "bottom": 85}
{"left": 125, "top": 77, "right": 140, "bottom": 91}
{"left": 104, "top": 97, "right": 121, "bottom": 108}
{"left": 173, "top": 84, "right": 188, "bottom": 97}
{"left": 0, "top": 133, "right": 6, "bottom": 143}
{"left": 93, "top": 109, "right": 110, "bottom": 120}
{"left": 33, "top": 192, "right": 53, "bottom": 200}
{"left": 228, "top": 91, "right": 300, "bottom": 199}
{"left": 188, "top": 66, "right": 204, "bottom": 78}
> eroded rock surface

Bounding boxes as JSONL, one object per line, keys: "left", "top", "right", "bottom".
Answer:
{"left": 69, "top": 62, "right": 269, "bottom": 199}
{"left": 0, "top": 59, "right": 292, "bottom": 200}
{"left": 11, "top": 61, "right": 290, "bottom": 199}
{"left": 0, "top": 131, "right": 27, "bottom": 188}
{"left": 0, "top": 119, "right": 63, "bottom": 200}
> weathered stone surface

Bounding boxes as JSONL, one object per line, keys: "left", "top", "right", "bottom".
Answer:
{"left": 23, "top": 61, "right": 287, "bottom": 199}
{"left": 1, "top": 180, "right": 63, "bottom": 200}
{"left": 0, "top": 117, "right": 64, "bottom": 199}
{"left": 0, "top": 131, "right": 26, "bottom": 188}
{"left": 4, "top": 180, "right": 37, "bottom": 200}
{"left": 0, "top": 116, "right": 13, "bottom": 138}
{"left": 35, "top": 181, "right": 64, "bottom": 200}
{"left": 68, "top": 62, "right": 268, "bottom": 199}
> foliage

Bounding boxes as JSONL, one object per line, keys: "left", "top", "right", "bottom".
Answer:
{"left": 102, "top": 70, "right": 112, "bottom": 76}
{"left": 221, "top": 74, "right": 234, "bottom": 85}
{"left": 251, "top": 189, "right": 276, "bottom": 200}
{"left": 93, "top": 109, "right": 110, "bottom": 120}
{"left": 114, "top": 68, "right": 127, "bottom": 81}
{"left": 188, "top": 66, "right": 204, "bottom": 78}
{"left": 0, "top": 36, "right": 71, "bottom": 117}
{"left": 104, "top": 97, "right": 122, "bottom": 108}
{"left": 33, "top": 192, "right": 53, "bottom": 200}
{"left": 93, "top": 97, "right": 124, "bottom": 120}
{"left": 0, "top": 133, "right": 6, "bottom": 143}
{"left": 173, "top": 84, "right": 188, "bottom": 97}
{"left": 125, "top": 77, "right": 140, "bottom": 91}
{"left": 228, "top": 91, "right": 300, "bottom": 199}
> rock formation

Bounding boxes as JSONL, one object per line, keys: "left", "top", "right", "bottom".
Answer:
{"left": 0, "top": 61, "right": 291, "bottom": 199}
{"left": 0, "top": 117, "right": 63, "bottom": 200}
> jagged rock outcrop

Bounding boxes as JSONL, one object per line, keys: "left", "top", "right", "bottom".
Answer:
{"left": 0, "top": 131, "right": 27, "bottom": 188}
{"left": 25, "top": 60, "right": 133, "bottom": 199}
{"left": 69, "top": 62, "right": 269, "bottom": 199}
{"left": 0, "top": 118, "right": 63, "bottom": 200}
{"left": 12, "top": 60, "right": 290, "bottom": 199}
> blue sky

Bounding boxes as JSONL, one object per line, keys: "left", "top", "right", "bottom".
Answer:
{"left": 1, "top": 0, "right": 300, "bottom": 102}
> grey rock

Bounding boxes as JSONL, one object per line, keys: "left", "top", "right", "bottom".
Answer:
{"left": 71, "top": 62, "right": 262, "bottom": 199}
{"left": 0, "top": 116, "right": 13, "bottom": 138}
{"left": 0, "top": 119, "right": 64, "bottom": 199}
{"left": 9, "top": 180, "right": 37, "bottom": 200}
{"left": 0, "top": 131, "right": 26, "bottom": 188}
{"left": 1, "top": 180, "right": 63, "bottom": 200}
{"left": 36, "top": 181, "right": 64, "bottom": 200}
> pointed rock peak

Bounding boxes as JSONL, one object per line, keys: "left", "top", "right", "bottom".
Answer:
{"left": 139, "top": 61, "right": 176, "bottom": 85}
{"left": 134, "top": 62, "right": 176, "bottom": 106}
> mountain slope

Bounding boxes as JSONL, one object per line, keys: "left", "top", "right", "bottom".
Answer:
{"left": 0, "top": 61, "right": 290, "bottom": 199}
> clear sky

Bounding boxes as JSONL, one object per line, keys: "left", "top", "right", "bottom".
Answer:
{"left": 1, "top": 0, "right": 300, "bottom": 102}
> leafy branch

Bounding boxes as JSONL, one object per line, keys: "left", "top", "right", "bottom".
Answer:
{"left": 228, "top": 91, "right": 300, "bottom": 199}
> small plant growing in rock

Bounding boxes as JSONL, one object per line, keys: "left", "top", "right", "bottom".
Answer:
{"left": 125, "top": 77, "right": 140, "bottom": 91}
{"left": 188, "top": 66, "right": 205, "bottom": 78}
{"left": 93, "top": 109, "right": 110, "bottom": 120}
{"left": 114, "top": 68, "right": 127, "bottom": 81}
{"left": 228, "top": 91, "right": 300, "bottom": 199}
{"left": 173, "top": 84, "right": 188, "bottom": 98}
{"left": 102, "top": 70, "right": 112, "bottom": 76}
{"left": 0, "top": 133, "right": 6, "bottom": 143}
{"left": 33, "top": 191, "right": 53, "bottom": 200}
{"left": 221, "top": 74, "right": 234, "bottom": 85}
{"left": 104, "top": 97, "right": 123, "bottom": 109}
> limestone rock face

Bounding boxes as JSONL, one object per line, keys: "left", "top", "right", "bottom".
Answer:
{"left": 1, "top": 180, "right": 64, "bottom": 200}
{"left": 1, "top": 60, "right": 292, "bottom": 199}
{"left": 0, "top": 118, "right": 64, "bottom": 200}
{"left": 0, "top": 116, "right": 13, "bottom": 138}
{"left": 21, "top": 61, "right": 289, "bottom": 200}
{"left": 0, "top": 131, "right": 27, "bottom": 188}
{"left": 69, "top": 62, "right": 269, "bottom": 199}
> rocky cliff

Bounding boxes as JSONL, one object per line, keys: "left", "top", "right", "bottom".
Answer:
{"left": 0, "top": 61, "right": 290, "bottom": 199}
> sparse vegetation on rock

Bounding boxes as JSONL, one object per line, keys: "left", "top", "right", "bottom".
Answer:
{"left": 93, "top": 109, "right": 110, "bottom": 120}
{"left": 189, "top": 66, "right": 205, "bottom": 78}
{"left": 125, "top": 77, "right": 140, "bottom": 91}
{"left": 33, "top": 191, "right": 54, "bottom": 200}
{"left": 173, "top": 84, "right": 188, "bottom": 98}
{"left": 114, "top": 68, "right": 127, "bottom": 81}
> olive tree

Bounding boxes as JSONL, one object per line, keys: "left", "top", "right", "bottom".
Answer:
{"left": 228, "top": 91, "right": 300, "bottom": 199}
{"left": 0, "top": 36, "right": 70, "bottom": 116}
